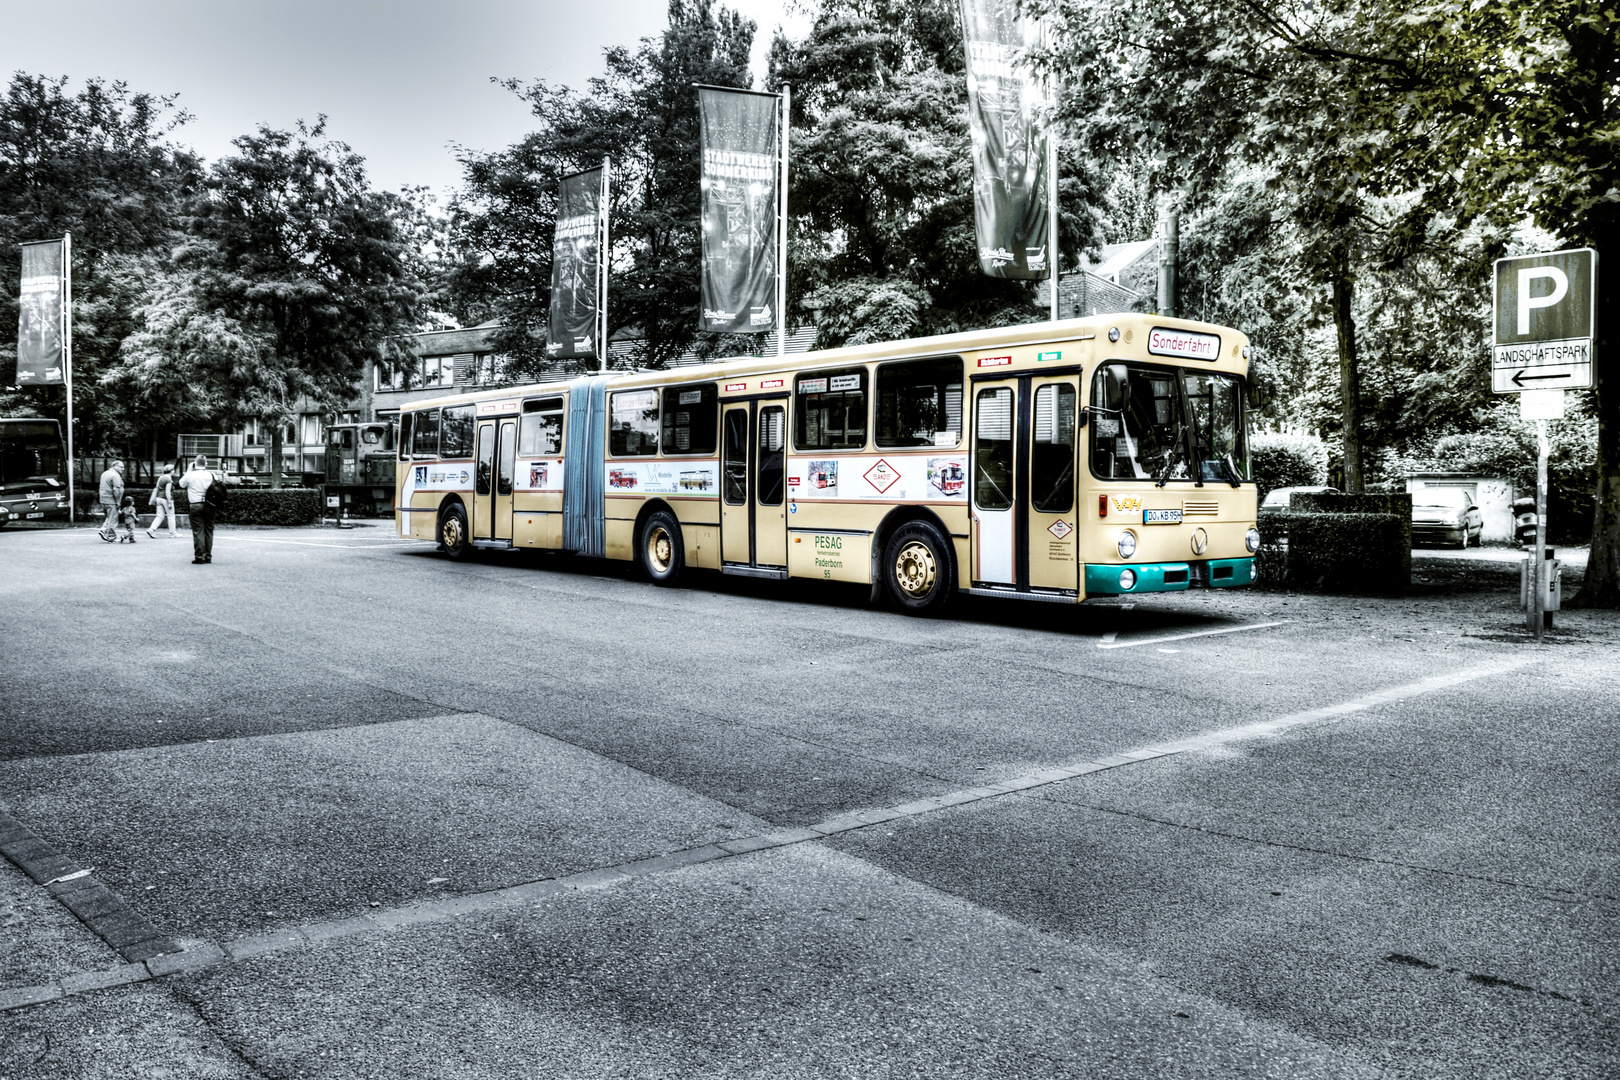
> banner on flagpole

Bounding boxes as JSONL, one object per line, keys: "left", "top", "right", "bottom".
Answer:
{"left": 699, "top": 88, "right": 778, "bottom": 334}
{"left": 548, "top": 168, "right": 604, "bottom": 359}
{"left": 17, "top": 240, "right": 66, "bottom": 384}
{"left": 961, "top": 0, "right": 1051, "bottom": 280}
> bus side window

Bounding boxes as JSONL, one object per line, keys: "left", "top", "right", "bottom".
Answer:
{"left": 610, "top": 390, "right": 659, "bottom": 456}
{"left": 974, "top": 387, "right": 1013, "bottom": 509}
{"left": 1031, "top": 384, "right": 1076, "bottom": 513}
{"left": 723, "top": 410, "right": 748, "bottom": 504}
{"left": 661, "top": 384, "right": 717, "bottom": 454}
{"left": 876, "top": 357, "right": 962, "bottom": 448}
{"left": 520, "top": 397, "right": 564, "bottom": 456}
{"left": 440, "top": 406, "right": 475, "bottom": 458}
{"left": 757, "top": 406, "right": 785, "bottom": 505}
{"left": 412, "top": 410, "right": 440, "bottom": 458}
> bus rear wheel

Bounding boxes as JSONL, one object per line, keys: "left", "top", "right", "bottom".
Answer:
{"left": 439, "top": 503, "right": 472, "bottom": 561}
{"left": 639, "top": 509, "right": 684, "bottom": 586}
{"left": 884, "top": 520, "right": 953, "bottom": 615}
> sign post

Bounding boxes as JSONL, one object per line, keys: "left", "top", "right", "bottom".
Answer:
{"left": 1492, "top": 247, "right": 1596, "bottom": 639}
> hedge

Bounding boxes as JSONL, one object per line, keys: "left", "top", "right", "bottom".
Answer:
{"left": 1252, "top": 433, "right": 1328, "bottom": 501}
{"left": 174, "top": 488, "right": 322, "bottom": 526}
{"left": 1283, "top": 512, "right": 1411, "bottom": 593}
{"left": 1291, "top": 492, "right": 1412, "bottom": 518}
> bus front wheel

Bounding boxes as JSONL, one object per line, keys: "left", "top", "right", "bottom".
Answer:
{"left": 639, "top": 509, "right": 684, "bottom": 586}
{"left": 884, "top": 521, "right": 953, "bottom": 615}
{"left": 439, "top": 503, "right": 472, "bottom": 560}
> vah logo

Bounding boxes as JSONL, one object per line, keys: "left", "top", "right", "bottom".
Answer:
{"left": 1111, "top": 496, "right": 1143, "bottom": 513}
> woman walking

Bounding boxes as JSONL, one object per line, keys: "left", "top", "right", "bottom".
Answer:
{"left": 147, "top": 464, "right": 178, "bottom": 538}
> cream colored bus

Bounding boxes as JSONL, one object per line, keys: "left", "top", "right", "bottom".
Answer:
{"left": 394, "top": 313, "right": 1261, "bottom": 614}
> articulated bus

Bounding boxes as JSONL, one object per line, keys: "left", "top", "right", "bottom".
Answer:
{"left": 394, "top": 314, "right": 1260, "bottom": 614}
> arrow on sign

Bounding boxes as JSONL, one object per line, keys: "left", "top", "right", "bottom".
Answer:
{"left": 1511, "top": 369, "right": 1568, "bottom": 386}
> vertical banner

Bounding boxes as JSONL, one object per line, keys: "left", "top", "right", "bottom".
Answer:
{"left": 547, "top": 167, "right": 604, "bottom": 360}
{"left": 17, "top": 240, "right": 66, "bottom": 384}
{"left": 699, "top": 88, "right": 778, "bottom": 334}
{"left": 961, "top": 0, "right": 1051, "bottom": 280}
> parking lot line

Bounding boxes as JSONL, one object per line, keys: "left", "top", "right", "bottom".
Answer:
{"left": 1098, "top": 620, "right": 1288, "bottom": 649}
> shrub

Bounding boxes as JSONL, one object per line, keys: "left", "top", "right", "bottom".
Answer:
{"left": 1251, "top": 433, "right": 1328, "bottom": 500}
{"left": 176, "top": 488, "right": 321, "bottom": 526}
{"left": 1292, "top": 492, "right": 1413, "bottom": 519}
{"left": 1285, "top": 512, "right": 1411, "bottom": 593}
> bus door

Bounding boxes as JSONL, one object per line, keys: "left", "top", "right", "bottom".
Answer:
{"left": 720, "top": 399, "right": 788, "bottom": 571}
{"left": 473, "top": 418, "right": 517, "bottom": 543}
{"left": 971, "top": 372, "right": 1081, "bottom": 595}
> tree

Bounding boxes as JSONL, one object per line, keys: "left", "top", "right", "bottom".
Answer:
{"left": 769, "top": 0, "right": 1103, "bottom": 348}
{"left": 0, "top": 74, "right": 200, "bottom": 453}
{"left": 1336, "top": 1, "right": 1620, "bottom": 602}
{"left": 1033, "top": 0, "right": 1454, "bottom": 493}
{"left": 184, "top": 120, "right": 426, "bottom": 486}
{"left": 446, "top": 0, "right": 757, "bottom": 375}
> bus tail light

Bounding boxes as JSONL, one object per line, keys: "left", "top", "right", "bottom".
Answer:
{"left": 1099, "top": 494, "right": 1108, "bottom": 517}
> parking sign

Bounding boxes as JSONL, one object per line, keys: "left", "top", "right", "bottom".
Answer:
{"left": 1492, "top": 248, "right": 1596, "bottom": 393}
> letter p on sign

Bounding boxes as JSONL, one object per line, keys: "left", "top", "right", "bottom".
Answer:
{"left": 1517, "top": 267, "right": 1568, "bottom": 334}
{"left": 1494, "top": 248, "right": 1595, "bottom": 345}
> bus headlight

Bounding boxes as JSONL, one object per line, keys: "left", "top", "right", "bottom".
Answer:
{"left": 1118, "top": 530, "right": 1137, "bottom": 559}
{"left": 1246, "top": 527, "right": 1261, "bottom": 552}
{"left": 1119, "top": 568, "right": 1137, "bottom": 590}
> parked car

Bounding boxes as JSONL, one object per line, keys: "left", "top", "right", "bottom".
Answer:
{"left": 1411, "top": 488, "right": 1483, "bottom": 548}
{"left": 1258, "top": 485, "right": 1340, "bottom": 543}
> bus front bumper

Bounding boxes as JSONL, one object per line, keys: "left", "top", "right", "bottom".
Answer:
{"left": 1085, "top": 558, "right": 1257, "bottom": 596}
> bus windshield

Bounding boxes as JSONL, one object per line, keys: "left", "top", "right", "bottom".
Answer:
{"left": 0, "top": 422, "right": 66, "bottom": 492}
{"left": 1089, "top": 363, "right": 1249, "bottom": 483}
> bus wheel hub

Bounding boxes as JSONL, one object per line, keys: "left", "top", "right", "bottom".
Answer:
{"left": 649, "top": 528, "right": 672, "bottom": 571}
{"left": 895, "top": 542, "right": 936, "bottom": 596}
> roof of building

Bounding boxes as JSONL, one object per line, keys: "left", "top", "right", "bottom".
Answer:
{"left": 1079, "top": 239, "right": 1159, "bottom": 282}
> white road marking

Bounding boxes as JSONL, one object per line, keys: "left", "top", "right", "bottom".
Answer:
{"left": 1099, "top": 602, "right": 1135, "bottom": 644}
{"left": 1099, "top": 620, "right": 1288, "bottom": 650}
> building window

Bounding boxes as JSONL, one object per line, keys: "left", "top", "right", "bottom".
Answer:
{"left": 377, "top": 355, "right": 455, "bottom": 391}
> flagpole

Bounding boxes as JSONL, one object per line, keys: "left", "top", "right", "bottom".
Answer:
{"left": 599, "top": 157, "right": 610, "bottom": 372}
{"left": 777, "top": 84, "right": 790, "bottom": 358}
{"left": 63, "top": 232, "right": 75, "bottom": 522}
{"left": 1046, "top": 72, "right": 1058, "bottom": 323}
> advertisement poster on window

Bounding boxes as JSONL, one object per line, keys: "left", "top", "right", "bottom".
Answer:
{"left": 698, "top": 88, "right": 777, "bottom": 334}
{"left": 16, "top": 240, "right": 65, "bottom": 385}
{"left": 961, "top": 0, "right": 1051, "bottom": 280}
{"left": 547, "top": 168, "right": 603, "bottom": 360}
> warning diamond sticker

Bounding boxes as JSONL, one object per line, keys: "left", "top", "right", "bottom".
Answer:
{"left": 1047, "top": 519, "right": 1074, "bottom": 539}
{"left": 863, "top": 458, "right": 900, "bottom": 494}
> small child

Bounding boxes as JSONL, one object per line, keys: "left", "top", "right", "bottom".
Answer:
{"left": 116, "top": 496, "right": 140, "bottom": 543}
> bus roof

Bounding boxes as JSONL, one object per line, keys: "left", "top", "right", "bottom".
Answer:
{"left": 398, "top": 312, "right": 1250, "bottom": 413}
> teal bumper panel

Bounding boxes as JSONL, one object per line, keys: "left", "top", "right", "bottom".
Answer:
{"left": 1084, "top": 558, "right": 1256, "bottom": 595}
{"left": 1206, "top": 557, "right": 1257, "bottom": 588}
{"left": 1085, "top": 562, "right": 1192, "bottom": 596}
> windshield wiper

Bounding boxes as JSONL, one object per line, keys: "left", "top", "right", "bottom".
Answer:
{"left": 1221, "top": 454, "right": 1243, "bottom": 488}
{"left": 1154, "top": 446, "right": 1186, "bottom": 488}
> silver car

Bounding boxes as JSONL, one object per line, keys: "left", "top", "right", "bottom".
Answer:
{"left": 1412, "top": 488, "right": 1483, "bottom": 548}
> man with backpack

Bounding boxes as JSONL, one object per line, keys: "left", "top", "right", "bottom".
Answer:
{"left": 179, "top": 455, "right": 235, "bottom": 564}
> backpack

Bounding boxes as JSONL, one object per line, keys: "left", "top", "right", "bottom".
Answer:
{"left": 204, "top": 473, "right": 228, "bottom": 512}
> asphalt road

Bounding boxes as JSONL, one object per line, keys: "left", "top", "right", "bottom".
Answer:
{"left": 1, "top": 524, "right": 1615, "bottom": 1078}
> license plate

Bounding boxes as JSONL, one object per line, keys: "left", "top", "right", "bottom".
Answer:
{"left": 1143, "top": 508, "right": 1182, "bottom": 525}
{"left": 25, "top": 512, "right": 43, "bottom": 519}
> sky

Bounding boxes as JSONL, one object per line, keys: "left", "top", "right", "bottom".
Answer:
{"left": 0, "top": 0, "right": 810, "bottom": 205}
